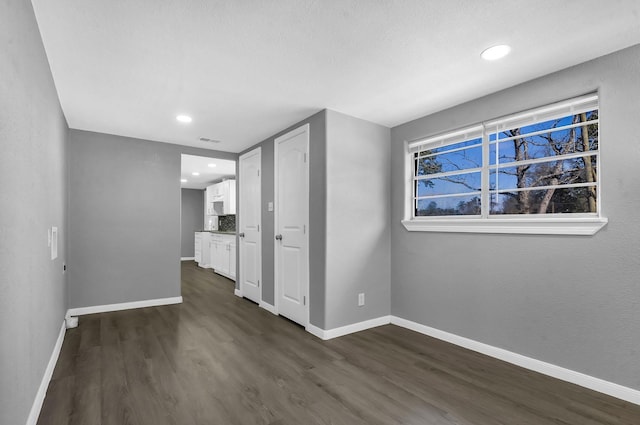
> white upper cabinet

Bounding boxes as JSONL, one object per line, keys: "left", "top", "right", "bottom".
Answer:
{"left": 205, "top": 180, "right": 236, "bottom": 216}
{"left": 205, "top": 186, "right": 215, "bottom": 215}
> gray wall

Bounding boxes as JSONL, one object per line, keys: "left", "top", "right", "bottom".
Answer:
{"left": 240, "top": 109, "right": 391, "bottom": 330}
{"left": 68, "top": 130, "right": 236, "bottom": 309}
{"left": 181, "top": 189, "right": 204, "bottom": 258}
{"left": 239, "top": 111, "right": 327, "bottom": 327}
{"left": 0, "top": 1, "right": 68, "bottom": 424}
{"left": 325, "top": 110, "right": 391, "bottom": 329}
{"left": 390, "top": 44, "right": 640, "bottom": 391}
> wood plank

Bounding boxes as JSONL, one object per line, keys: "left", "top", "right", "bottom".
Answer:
{"left": 36, "top": 260, "right": 640, "bottom": 425}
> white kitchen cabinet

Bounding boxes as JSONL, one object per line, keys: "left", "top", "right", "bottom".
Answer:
{"left": 210, "top": 235, "right": 226, "bottom": 272}
{"left": 198, "top": 232, "right": 211, "bottom": 268}
{"left": 222, "top": 180, "right": 236, "bottom": 215}
{"left": 205, "top": 184, "right": 222, "bottom": 215}
{"left": 205, "top": 186, "right": 214, "bottom": 215}
{"left": 205, "top": 180, "right": 236, "bottom": 216}
{"left": 211, "top": 183, "right": 223, "bottom": 196}
{"left": 209, "top": 233, "right": 236, "bottom": 281}
{"left": 229, "top": 241, "right": 236, "bottom": 280}
{"left": 194, "top": 232, "right": 202, "bottom": 263}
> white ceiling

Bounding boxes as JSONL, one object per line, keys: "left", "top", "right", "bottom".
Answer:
{"left": 180, "top": 155, "right": 235, "bottom": 189}
{"left": 32, "top": 0, "right": 640, "bottom": 153}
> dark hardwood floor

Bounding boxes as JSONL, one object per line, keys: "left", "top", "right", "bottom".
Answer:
{"left": 38, "top": 261, "right": 640, "bottom": 424}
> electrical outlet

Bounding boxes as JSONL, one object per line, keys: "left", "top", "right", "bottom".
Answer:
{"left": 268, "top": 201, "right": 274, "bottom": 212}
{"left": 358, "top": 293, "right": 365, "bottom": 307}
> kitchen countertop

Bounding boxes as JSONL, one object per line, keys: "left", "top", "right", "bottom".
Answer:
{"left": 196, "top": 230, "right": 236, "bottom": 235}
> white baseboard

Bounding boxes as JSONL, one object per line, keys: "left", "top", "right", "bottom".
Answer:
{"left": 234, "top": 288, "right": 242, "bottom": 297}
{"left": 306, "top": 316, "right": 391, "bottom": 340}
{"left": 259, "top": 301, "right": 277, "bottom": 315}
{"left": 66, "top": 296, "right": 183, "bottom": 317}
{"left": 303, "top": 313, "right": 640, "bottom": 405}
{"left": 390, "top": 316, "right": 640, "bottom": 406}
{"left": 181, "top": 257, "right": 195, "bottom": 261}
{"left": 27, "top": 321, "right": 66, "bottom": 425}
{"left": 305, "top": 323, "right": 326, "bottom": 340}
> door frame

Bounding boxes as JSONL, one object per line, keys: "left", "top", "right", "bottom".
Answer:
{"left": 238, "top": 147, "right": 262, "bottom": 302}
{"left": 273, "top": 123, "right": 310, "bottom": 326}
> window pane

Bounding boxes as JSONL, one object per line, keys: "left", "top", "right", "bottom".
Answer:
{"left": 490, "top": 186, "right": 597, "bottom": 215}
{"left": 497, "top": 110, "right": 597, "bottom": 139}
{"left": 416, "top": 145, "right": 481, "bottom": 175}
{"left": 490, "top": 156, "right": 597, "bottom": 191}
{"left": 416, "top": 195, "right": 481, "bottom": 216}
{"left": 416, "top": 171, "right": 481, "bottom": 197}
{"left": 489, "top": 112, "right": 598, "bottom": 165}
{"left": 490, "top": 126, "right": 598, "bottom": 166}
{"left": 417, "top": 138, "right": 481, "bottom": 157}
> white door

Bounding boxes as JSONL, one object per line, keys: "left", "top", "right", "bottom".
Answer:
{"left": 239, "top": 148, "right": 262, "bottom": 303}
{"left": 274, "top": 124, "right": 309, "bottom": 326}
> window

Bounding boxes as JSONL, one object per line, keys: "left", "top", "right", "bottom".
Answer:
{"left": 403, "top": 94, "right": 608, "bottom": 235}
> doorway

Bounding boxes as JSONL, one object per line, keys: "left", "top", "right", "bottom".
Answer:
{"left": 180, "top": 154, "right": 237, "bottom": 287}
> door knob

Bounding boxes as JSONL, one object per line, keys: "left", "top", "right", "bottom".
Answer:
{"left": 275, "top": 234, "right": 283, "bottom": 241}
{"left": 238, "top": 233, "right": 245, "bottom": 238}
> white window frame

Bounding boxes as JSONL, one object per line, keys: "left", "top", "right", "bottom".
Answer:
{"left": 402, "top": 94, "right": 608, "bottom": 235}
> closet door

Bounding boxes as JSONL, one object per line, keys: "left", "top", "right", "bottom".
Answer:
{"left": 274, "top": 124, "right": 309, "bottom": 326}
{"left": 238, "top": 147, "right": 262, "bottom": 303}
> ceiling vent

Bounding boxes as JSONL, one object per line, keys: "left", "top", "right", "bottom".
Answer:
{"left": 199, "top": 137, "right": 221, "bottom": 143}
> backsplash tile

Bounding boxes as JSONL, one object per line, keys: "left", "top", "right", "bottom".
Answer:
{"left": 218, "top": 215, "right": 236, "bottom": 232}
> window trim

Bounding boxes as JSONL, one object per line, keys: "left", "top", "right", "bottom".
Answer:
{"left": 402, "top": 94, "right": 608, "bottom": 235}
{"left": 401, "top": 216, "right": 608, "bottom": 235}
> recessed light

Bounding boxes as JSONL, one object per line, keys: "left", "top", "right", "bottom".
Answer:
{"left": 176, "top": 114, "right": 192, "bottom": 123}
{"left": 208, "top": 163, "right": 217, "bottom": 168}
{"left": 481, "top": 44, "right": 511, "bottom": 61}
{"left": 181, "top": 179, "right": 188, "bottom": 183}
{"left": 192, "top": 172, "right": 200, "bottom": 176}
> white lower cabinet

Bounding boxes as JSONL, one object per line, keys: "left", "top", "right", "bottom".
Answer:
{"left": 228, "top": 241, "right": 236, "bottom": 280}
{"left": 209, "top": 234, "right": 236, "bottom": 281}
{"left": 197, "top": 232, "right": 211, "bottom": 268}
{"left": 194, "top": 233, "right": 202, "bottom": 263}
{"left": 210, "top": 236, "right": 227, "bottom": 273}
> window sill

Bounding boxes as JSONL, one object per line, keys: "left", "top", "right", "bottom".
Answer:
{"left": 401, "top": 217, "right": 608, "bottom": 235}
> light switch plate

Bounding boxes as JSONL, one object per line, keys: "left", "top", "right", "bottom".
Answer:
{"left": 268, "top": 202, "right": 274, "bottom": 212}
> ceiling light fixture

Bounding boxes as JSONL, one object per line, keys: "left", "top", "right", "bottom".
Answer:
{"left": 181, "top": 179, "right": 188, "bottom": 183}
{"left": 192, "top": 172, "right": 200, "bottom": 176}
{"left": 481, "top": 44, "right": 511, "bottom": 61}
{"left": 208, "top": 163, "right": 217, "bottom": 168}
{"left": 176, "top": 114, "right": 193, "bottom": 123}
